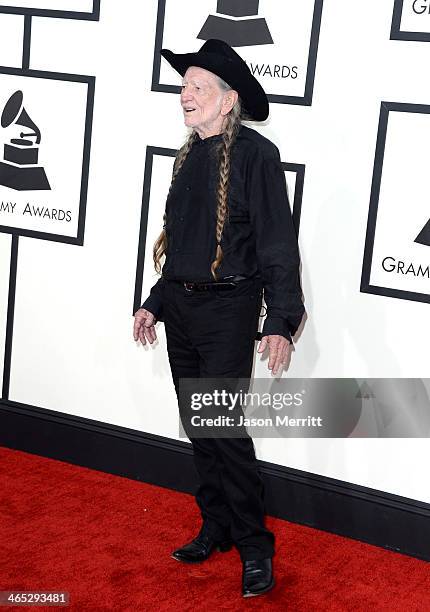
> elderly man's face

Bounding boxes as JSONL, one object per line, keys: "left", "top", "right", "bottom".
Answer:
{"left": 180, "top": 66, "right": 233, "bottom": 135}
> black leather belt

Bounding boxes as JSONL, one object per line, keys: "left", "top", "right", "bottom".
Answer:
{"left": 180, "top": 274, "right": 248, "bottom": 292}
{"left": 168, "top": 275, "right": 265, "bottom": 341}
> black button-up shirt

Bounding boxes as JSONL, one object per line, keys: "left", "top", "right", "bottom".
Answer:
{"left": 140, "top": 123, "right": 305, "bottom": 343}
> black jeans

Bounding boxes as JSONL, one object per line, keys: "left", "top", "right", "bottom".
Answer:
{"left": 163, "top": 276, "right": 275, "bottom": 561}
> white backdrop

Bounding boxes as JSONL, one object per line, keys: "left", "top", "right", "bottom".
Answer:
{"left": 0, "top": 0, "right": 429, "bottom": 504}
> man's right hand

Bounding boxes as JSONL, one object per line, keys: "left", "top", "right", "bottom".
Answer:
{"left": 133, "top": 308, "right": 158, "bottom": 345}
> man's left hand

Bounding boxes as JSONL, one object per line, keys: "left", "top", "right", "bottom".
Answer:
{"left": 257, "top": 334, "right": 291, "bottom": 376}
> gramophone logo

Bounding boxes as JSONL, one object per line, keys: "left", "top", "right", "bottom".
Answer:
{"left": 415, "top": 217, "right": 430, "bottom": 246}
{"left": 153, "top": 0, "right": 323, "bottom": 105}
{"left": 0, "top": 0, "right": 99, "bottom": 18}
{"left": 0, "top": 90, "right": 50, "bottom": 191}
{"left": 197, "top": 0, "right": 273, "bottom": 47}
{"left": 361, "top": 102, "right": 430, "bottom": 304}
{"left": 391, "top": 0, "right": 430, "bottom": 42}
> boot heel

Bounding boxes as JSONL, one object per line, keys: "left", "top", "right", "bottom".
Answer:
{"left": 216, "top": 540, "right": 233, "bottom": 552}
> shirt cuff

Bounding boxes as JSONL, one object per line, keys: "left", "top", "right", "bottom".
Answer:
{"left": 139, "top": 293, "right": 164, "bottom": 322}
{"left": 260, "top": 316, "right": 293, "bottom": 343}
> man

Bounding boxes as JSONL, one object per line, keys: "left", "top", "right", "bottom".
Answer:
{"left": 133, "top": 39, "right": 305, "bottom": 597}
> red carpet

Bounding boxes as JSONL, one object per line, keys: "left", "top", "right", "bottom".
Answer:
{"left": 1, "top": 446, "right": 429, "bottom": 611}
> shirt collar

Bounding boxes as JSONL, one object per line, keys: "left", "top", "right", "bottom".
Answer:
{"left": 193, "top": 124, "right": 244, "bottom": 145}
{"left": 195, "top": 131, "right": 224, "bottom": 145}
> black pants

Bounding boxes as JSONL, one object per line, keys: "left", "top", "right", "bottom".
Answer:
{"left": 163, "top": 276, "right": 275, "bottom": 561}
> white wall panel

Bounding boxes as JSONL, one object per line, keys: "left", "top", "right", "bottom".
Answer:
{"left": 1, "top": 0, "right": 429, "bottom": 503}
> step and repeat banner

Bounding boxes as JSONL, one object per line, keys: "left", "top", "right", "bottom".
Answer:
{"left": 0, "top": 0, "right": 429, "bottom": 502}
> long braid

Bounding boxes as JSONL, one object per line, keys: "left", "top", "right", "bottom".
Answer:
{"left": 210, "top": 108, "right": 242, "bottom": 280}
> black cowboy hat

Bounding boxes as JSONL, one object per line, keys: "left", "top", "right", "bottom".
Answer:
{"left": 160, "top": 38, "right": 269, "bottom": 122}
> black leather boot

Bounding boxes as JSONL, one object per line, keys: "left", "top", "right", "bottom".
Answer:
{"left": 171, "top": 525, "right": 233, "bottom": 563}
{"left": 242, "top": 557, "right": 275, "bottom": 597}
